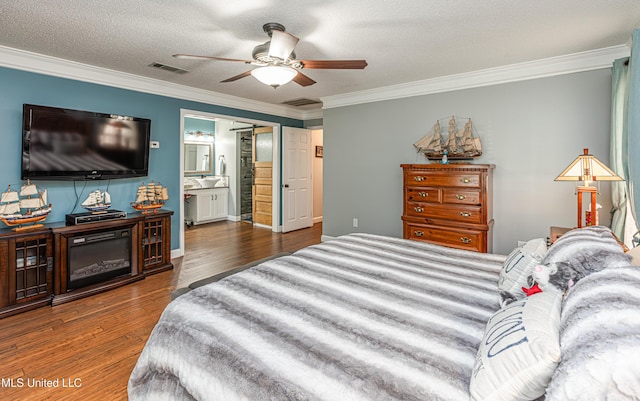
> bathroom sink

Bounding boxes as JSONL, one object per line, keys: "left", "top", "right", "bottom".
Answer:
{"left": 195, "top": 177, "right": 220, "bottom": 188}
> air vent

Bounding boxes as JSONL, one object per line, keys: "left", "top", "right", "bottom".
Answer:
{"left": 148, "top": 62, "right": 189, "bottom": 74}
{"left": 281, "top": 98, "right": 322, "bottom": 107}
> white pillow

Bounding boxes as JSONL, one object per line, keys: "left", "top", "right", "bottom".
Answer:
{"left": 470, "top": 290, "right": 562, "bottom": 401}
{"left": 498, "top": 238, "right": 547, "bottom": 298}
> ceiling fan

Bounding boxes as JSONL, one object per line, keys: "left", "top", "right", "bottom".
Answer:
{"left": 173, "top": 23, "right": 368, "bottom": 88}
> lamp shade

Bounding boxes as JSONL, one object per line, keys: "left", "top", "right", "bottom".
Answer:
{"left": 555, "top": 148, "right": 623, "bottom": 185}
{"left": 251, "top": 66, "right": 297, "bottom": 88}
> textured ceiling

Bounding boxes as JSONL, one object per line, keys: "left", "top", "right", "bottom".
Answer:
{"left": 0, "top": 0, "right": 639, "bottom": 111}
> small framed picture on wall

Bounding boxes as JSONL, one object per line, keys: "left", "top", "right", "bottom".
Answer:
{"left": 315, "top": 146, "right": 323, "bottom": 158}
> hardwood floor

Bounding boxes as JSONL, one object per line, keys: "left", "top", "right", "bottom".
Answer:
{"left": 177, "top": 220, "right": 323, "bottom": 288}
{"left": 0, "top": 221, "right": 322, "bottom": 401}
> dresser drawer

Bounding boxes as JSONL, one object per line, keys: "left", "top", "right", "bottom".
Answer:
{"left": 404, "top": 222, "right": 484, "bottom": 252}
{"left": 401, "top": 164, "right": 494, "bottom": 253}
{"left": 404, "top": 171, "right": 481, "bottom": 188}
{"left": 406, "top": 202, "right": 484, "bottom": 224}
{"left": 405, "top": 187, "right": 440, "bottom": 203}
{"left": 442, "top": 189, "right": 481, "bottom": 205}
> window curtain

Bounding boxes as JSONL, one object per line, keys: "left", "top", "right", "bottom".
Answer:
{"left": 626, "top": 29, "right": 640, "bottom": 245}
{"left": 610, "top": 57, "right": 632, "bottom": 243}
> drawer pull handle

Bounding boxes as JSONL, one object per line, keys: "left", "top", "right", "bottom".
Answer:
{"left": 460, "top": 211, "right": 472, "bottom": 217}
{"left": 460, "top": 177, "right": 471, "bottom": 183}
{"left": 413, "top": 176, "right": 426, "bottom": 182}
{"left": 460, "top": 236, "right": 472, "bottom": 244}
{"left": 414, "top": 206, "right": 424, "bottom": 213}
{"left": 455, "top": 194, "right": 466, "bottom": 200}
{"left": 414, "top": 230, "right": 424, "bottom": 237}
{"left": 418, "top": 192, "right": 429, "bottom": 197}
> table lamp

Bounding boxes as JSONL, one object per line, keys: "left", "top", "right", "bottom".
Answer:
{"left": 555, "top": 148, "right": 623, "bottom": 228}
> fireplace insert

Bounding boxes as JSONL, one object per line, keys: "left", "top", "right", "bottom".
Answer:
{"left": 67, "top": 228, "right": 132, "bottom": 290}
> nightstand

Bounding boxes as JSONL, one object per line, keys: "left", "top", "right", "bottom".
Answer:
{"left": 549, "top": 226, "right": 572, "bottom": 245}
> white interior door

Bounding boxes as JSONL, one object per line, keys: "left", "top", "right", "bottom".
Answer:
{"left": 282, "top": 127, "right": 313, "bottom": 232}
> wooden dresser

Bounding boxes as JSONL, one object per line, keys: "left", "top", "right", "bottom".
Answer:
{"left": 401, "top": 163, "right": 494, "bottom": 252}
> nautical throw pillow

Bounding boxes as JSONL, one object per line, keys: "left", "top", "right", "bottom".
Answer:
{"left": 470, "top": 290, "right": 562, "bottom": 401}
{"left": 498, "top": 238, "right": 547, "bottom": 302}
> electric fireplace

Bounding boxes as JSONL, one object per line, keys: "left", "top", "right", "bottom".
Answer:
{"left": 67, "top": 228, "right": 132, "bottom": 290}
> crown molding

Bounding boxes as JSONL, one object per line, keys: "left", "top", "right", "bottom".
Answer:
{"left": 2, "top": 44, "right": 628, "bottom": 119}
{"left": 0, "top": 45, "right": 320, "bottom": 121}
{"left": 321, "top": 45, "right": 630, "bottom": 109}
{"left": 299, "top": 108, "right": 324, "bottom": 120}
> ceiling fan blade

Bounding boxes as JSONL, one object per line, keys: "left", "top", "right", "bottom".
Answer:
{"left": 173, "top": 54, "right": 252, "bottom": 63}
{"left": 268, "top": 30, "right": 299, "bottom": 61}
{"left": 297, "top": 60, "right": 368, "bottom": 69}
{"left": 292, "top": 71, "right": 316, "bottom": 87}
{"left": 220, "top": 70, "right": 253, "bottom": 83}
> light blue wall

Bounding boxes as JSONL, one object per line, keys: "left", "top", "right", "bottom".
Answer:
{"left": 184, "top": 117, "right": 215, "bottom": 134}
{"left": 323, "top": 69, "right": 613, "bottom": 254}
{"left": 0, "top": 66, "right": 303, "bottom": 249}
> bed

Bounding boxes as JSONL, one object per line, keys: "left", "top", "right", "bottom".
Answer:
{"left": 129, "top": 229, "right": 640, "bottom": 401}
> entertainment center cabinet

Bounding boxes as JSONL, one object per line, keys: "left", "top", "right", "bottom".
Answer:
{"left": 0, "top": 230, "right": 53, "bottom": 317}
{"left": 0, "top": 210, "right": 173, "bottom": 318}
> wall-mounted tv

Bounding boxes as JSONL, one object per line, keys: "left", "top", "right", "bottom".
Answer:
{"left": 21, "top": 104, "right": 151, "bottom": 180}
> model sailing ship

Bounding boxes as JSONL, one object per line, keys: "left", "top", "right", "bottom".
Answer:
{"left": 131, "top": 181, "right": 168, "bottom": 214}
{"left": 0, "top": 180, "right": 52, "bottom": 229}
{"left": 81, "top": 189, "right": 111, "bottom": 212}
{"left": 414, "top": 116, "right": 482, "bottom": 160}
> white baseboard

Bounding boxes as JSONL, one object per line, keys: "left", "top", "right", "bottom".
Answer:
{"left": 321, "top": 234, "right": 336, "bottom": 242}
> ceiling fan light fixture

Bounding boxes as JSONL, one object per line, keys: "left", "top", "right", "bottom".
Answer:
{"left": 251, "top": 66, "right": 297, "bottom": 88}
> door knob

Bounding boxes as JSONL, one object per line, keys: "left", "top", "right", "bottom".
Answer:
{"left": 283, "top": 184, "right": 290, "bottom": 188}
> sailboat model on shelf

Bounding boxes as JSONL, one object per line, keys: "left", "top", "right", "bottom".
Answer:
{"left": 414, "top": 116, "right": 482, "bottom": 160}
{"left": 131, "top": 181, "right": 168, "bottom": 214}
{"left": 0, "top": 180, "right": 52, "bottom": 230}
{"left": 81, "top": 189, "right": 111, "bottom": 212}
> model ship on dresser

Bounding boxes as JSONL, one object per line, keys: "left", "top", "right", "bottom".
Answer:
{"left": 414, "top": 116, "right": 482, "bottom": 160}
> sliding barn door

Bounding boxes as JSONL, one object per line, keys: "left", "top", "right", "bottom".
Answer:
{"left": 252, "top": 126, "right": 273, "bottom": 227}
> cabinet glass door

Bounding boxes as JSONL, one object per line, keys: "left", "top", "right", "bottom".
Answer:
{"left": 15, "top": 237, "right": 49, "bottom": 301}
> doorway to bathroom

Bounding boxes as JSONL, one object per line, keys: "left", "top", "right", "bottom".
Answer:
{"left": 179, "top": 109, "right": 281, "bottom": 255}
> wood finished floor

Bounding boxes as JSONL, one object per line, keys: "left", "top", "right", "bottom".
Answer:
{"left": 0, "top": 221, "right": 322, "bottom": 401}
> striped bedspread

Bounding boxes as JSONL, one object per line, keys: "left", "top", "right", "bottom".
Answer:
{"left": 128, "top": 233, "right": 506, "bottom": 401}
{"left": 545, "top": 264, "right": 640, "bottom": 400}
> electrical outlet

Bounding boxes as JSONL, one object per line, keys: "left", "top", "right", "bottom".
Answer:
{"left": 353, "top": 218, "right": 358, "bottom": 228}
{"left": 150, "top": 141, "right": 160, "bottom": 149}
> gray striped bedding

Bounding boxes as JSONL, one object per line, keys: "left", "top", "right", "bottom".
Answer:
{"left": 128, "top": 233, "right": 506, "bottom": 401}
{"left": 545, "top": 264, "right": 640, "bottom": 401}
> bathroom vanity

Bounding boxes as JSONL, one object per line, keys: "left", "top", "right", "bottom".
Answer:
{"left": 184, "top": 177, "right": 229, "bottom": 225}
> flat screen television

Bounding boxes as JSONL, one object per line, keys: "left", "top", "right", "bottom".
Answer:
{"left": 21, "top": 104, "right": 151, "bottom": 180}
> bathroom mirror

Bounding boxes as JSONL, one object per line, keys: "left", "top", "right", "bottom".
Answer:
{"left": 184, "top": 142, "right": 213, "bottom": 174}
